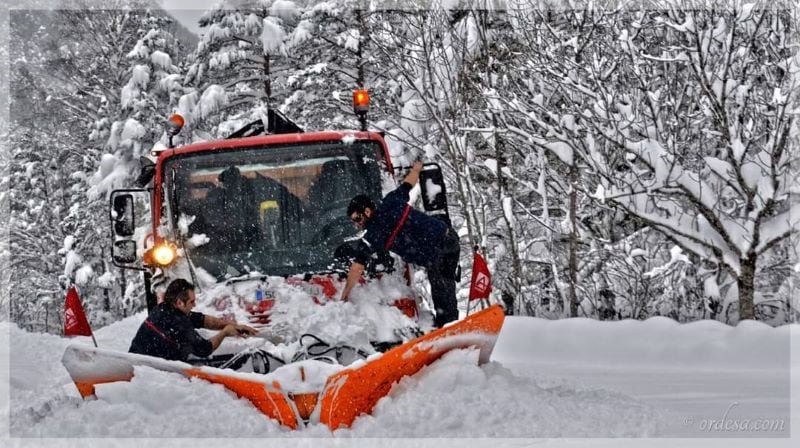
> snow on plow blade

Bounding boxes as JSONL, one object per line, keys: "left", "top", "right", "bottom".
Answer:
{"left": 319, "top": 304, "right": 505, "bottom": 429}
{"left": 61, "top": 305, "right": 505, "bottom": 430}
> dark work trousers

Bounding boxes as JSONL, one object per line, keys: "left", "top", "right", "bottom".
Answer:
{"left": 427, "top": 228, "right": 460, "bottom": 328}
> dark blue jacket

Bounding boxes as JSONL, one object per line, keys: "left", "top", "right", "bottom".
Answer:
{"left": 129, "top": 304, "right": 212, "bottom": 361}
{"left": 356, "top": 182, "right": 447, "bottom": 267}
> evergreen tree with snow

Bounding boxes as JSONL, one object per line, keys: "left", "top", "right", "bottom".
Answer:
{"left": 7, "top": 2, "right": 192, "bottom": 332}
{"left": 185, "top": 0, "right": 306, "bottom": 136}
{"left": 280, "top": 0, "right": 390, "bottom": 129}
{"left": 90, "top": 13, "right": 187, "bottom": 317}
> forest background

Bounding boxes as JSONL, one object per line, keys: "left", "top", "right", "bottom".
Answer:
{"left": 2, "top": 0, "right": 798, "bottom": 334}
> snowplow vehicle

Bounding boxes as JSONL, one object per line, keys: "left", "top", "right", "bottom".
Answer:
{"left": 62, "top": 103, "right": 505, "bottom": 430}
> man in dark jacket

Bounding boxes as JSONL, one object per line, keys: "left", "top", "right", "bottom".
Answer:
{"left": 129, "top": 279, "right": 257, "bottom": 362}
{"left": 205, "top": 166, "right": 260, "bottom": 252}
{"left": 341, "top": 161, "right": 460, "bottom": 327}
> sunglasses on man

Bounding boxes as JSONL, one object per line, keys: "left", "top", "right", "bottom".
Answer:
{"left": 350, "top": 213, "right": 365, "bottom": 225}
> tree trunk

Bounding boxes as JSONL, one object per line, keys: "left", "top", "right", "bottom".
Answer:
{"left": 568, "top": 163, "right": 579, "bottom": 318}
{"left": 356, "top": 8, "right": 366, "bottom": 87}
{"left": 738, "top": 255, "right": 756, "bottom": 320}
{"left": 263, "top": 54, "right": 271, "bottom": 109}
{"left": 495, "top": 128, "right": 522, "bottom": 316}
{"left": 501, "top": 291, "right": 515, "bottom": 316}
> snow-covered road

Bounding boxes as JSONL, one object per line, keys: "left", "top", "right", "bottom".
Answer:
{"left": 492, "top": 317, "right": 793, "bottom": 438}
{"left": 2, "top": 313, "right": 798, "bottom": 446}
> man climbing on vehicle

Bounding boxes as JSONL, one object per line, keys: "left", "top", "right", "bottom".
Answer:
{"left": 341, "top": 161, "right": 460, "bottom": 328}
{"left": 129, "top": 279, "right": 258, "bottom": 362}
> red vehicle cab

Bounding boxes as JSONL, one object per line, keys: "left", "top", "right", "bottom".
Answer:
{"left": 109, "top": 110, "right": 418, "bottom": 322}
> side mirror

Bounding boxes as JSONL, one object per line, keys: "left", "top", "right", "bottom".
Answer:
{"left": 112, "top": 240, "right": 137, "bottom": 264}
{"left": 419, "top": 164, "right": 448, "bottom": 214}
{"left": 109, "top": 188, "right": 149, "bottom": 270}
{"left": 112, "top": 194, "right": 135, "bottom": 236}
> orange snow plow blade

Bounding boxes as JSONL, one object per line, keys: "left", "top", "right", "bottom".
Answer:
{"left": 61, "top": 305, "right": 505, "bottom": 431}
{"left": 61, "top": 345, "right": 304, "bottom": 429}
{"left": 184, "top": 368, "right": 300, "bottom": 429}
{"left": 319, "top": 304, "right": 505, "bottom": 429}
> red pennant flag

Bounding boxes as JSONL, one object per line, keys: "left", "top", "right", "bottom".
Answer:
{"left": 469, "top": 250, "right": 492, "bottom": 301}
{"left": 64, "top": 286, "right": 93, "bottom": 337}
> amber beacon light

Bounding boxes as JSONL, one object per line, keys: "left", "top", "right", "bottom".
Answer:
{"left": 165, "top": 114, "right": 185, "bottom": 148}
{"left": 353, "top": 89, "right": 370, "bottom": 113}
{"left": 166, "top": 114, "right": 185, "bottom": 135}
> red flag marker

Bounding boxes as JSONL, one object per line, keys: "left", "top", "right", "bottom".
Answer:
{"left": 469, "top": 249, "right": 492, "bottom": 301}
{"left": 64, "top": 286, "right": 97, "bottom": 346}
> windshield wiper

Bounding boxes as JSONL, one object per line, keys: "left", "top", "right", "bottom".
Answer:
{"left": 224, "top": 272, "right": 269, "bottom": 286}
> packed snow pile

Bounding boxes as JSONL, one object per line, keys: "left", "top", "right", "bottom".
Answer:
{"left": 339, "top": 348, "right": 658, "bottom": 437}
{"left": 4, "top": 312, "right": 795, "bottom": 438}
{"left": 194, "top": 274, "right": 419, "bottom": 355}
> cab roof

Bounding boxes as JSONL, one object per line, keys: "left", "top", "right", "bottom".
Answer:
{"left": 158, "top": 131, "right": 386, "bottom": 163}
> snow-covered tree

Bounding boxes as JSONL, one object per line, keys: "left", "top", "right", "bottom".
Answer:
{"left": 280, "top": 0, "right": 389, "bottom": 129}
{"left": 367, "top": 6, "right": 534, "bottom": 314}
{"left": 502, "top": 2, "right": 799, "bottom": 321}
{"left": 94, "top": 17, "right": 185, "bottom": 194}
{"left": 6, "top": 8, "right": 99, "bottom": 331}
{"left": 89, "top": 14, "right": 186, "bottom": 317}
{"left": 7, "top": 3, "right": 192, "bottom": 331}
{"left": 185, "top": 0, "right": 309, "bottom": 136}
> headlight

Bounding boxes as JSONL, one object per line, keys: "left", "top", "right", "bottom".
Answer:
{"left": 144, "top": 242, "right": 178, "bottom": 267}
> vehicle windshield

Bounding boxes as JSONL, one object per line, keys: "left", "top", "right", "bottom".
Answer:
{"left": 164, "top": 140, "right": 384, "bottom": 279}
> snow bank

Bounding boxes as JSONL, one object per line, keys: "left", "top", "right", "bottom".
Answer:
{"left": 8, "top": 323, "right": 72, "bottom": 392}
{"left": 6, "top": 316, "right": 659, "bottom": 437}
{"left": 343, "top": 348, "right": 658, "bottom": 437}
{"left": 17, "top": 366, "right": 284, "bottom": 437}
{"left": 4, "top": 309, "right": 664, "bottom": 438}
{"left": 6, "top": 313, "right": 794, "bottom": 438}
{"left": 493, "top": 316, "right": 792, "bottom": 370}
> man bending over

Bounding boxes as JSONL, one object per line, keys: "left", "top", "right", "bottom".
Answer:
{"left": 129, "top": 279, "right": 257, "bottom": 362}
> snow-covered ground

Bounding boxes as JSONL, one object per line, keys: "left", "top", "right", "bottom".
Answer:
{"left": 1, "top": 310, "right": 798, "bottom": 448}
{"left": 493, "top": 317, "right": 794, "bottom": 438}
